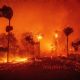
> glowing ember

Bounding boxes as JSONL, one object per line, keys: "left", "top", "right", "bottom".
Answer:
{"left": 54, "top": 31, "right": 59, "bottom": 39}
{"left": 36, "top": 34, "right": 43, "bottom": 41}
{"left": 13, "top": 57, "right": 28, "bottom": 63}
{"left": 0, "top": 58, "right": 7, "bottom": 63}
{"left": 0, "top": 57, "right": 28, "bottom": 63}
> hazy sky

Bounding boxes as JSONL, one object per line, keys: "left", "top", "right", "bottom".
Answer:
{"left": 0, "top": 0, "right": 80, "bottom": 52}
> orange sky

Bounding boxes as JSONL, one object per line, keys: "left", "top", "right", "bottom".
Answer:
{"left": 0, "top": 0, "right": 80, "bottom": 53}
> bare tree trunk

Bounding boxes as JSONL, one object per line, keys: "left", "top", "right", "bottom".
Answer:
{"left": 67, "top": 36, "right": 69, "bottom": 57}
{"left": 7, "top": 19, "right": 10, "bottom": 63}
{"left": 38, "top": 42, "right": 40, "bottom": 58}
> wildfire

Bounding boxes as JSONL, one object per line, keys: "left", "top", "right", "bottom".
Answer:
{"left": 0, "top": 56, "right": 29, "bottom": 63}
{"left": 0, "top": 57, "right": 7, "bottom": 63}
{"left": 13, "top": 57, "right": 28, "bottom": 63}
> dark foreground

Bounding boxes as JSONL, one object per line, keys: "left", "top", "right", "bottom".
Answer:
{"left": 0, "top": 59, "right": 80, "bottom": 80}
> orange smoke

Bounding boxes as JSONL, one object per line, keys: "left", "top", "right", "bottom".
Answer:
{"left": 0, "top": 0, "right": 80, "bottom": 55}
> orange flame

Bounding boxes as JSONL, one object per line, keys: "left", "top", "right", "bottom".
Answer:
{"left": 0, "top": 56, "right": 28, "bottom": 63}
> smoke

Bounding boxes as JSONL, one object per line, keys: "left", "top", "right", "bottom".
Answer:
{"left": 0, "top": 0, "right": 80, "bottom": 52}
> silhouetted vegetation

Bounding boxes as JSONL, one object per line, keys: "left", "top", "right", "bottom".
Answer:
{"left": 63, "top": 27, "right": 73, "bottom": 56}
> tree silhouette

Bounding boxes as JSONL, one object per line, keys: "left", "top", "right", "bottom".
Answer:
{"left": 0, "top": 8, "right": 3, "bottom": 17}
{"left": 2, "top": 5, "right": 13, "bottom": 62}
{"left": 72, "top": 40, "right": 80, "bottom": 52}
{"left": 0, "top": 33, "right": 18, "bottom": 58}
{"left": 6, "top": 25, "right": 13, "bottom": 62}
{"left": 6, "top": 32, "right": 19, "bottom": 58}
{"left": 21, "top": 32, "right": 35, "bottom": 55}
{"left": 0, "top": 5, "right": 13, "bottom": 62}
{"left": 63, "top": 27, "right": 73, "bottom": 56}
{"left": 0, "top": 33, "right": 8, "bottom": 53}
{"left": 1, "top": 5, "right": 13, "bottom": 20}
{"left": 25, "top": 35, "right": 34, "bottom": 45}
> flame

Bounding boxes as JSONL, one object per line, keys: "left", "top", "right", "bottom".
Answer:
{"left": 0, "top": 56, "right": 28, "bottom": 63}
{"left": 13, "top": 57, "right": 28, "bottom": 63}
{"left": 36, "top": 34, "right": 43, "bottom": 41}
{"left": 0, "top": 57, "right": 7, "bottom": 63}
